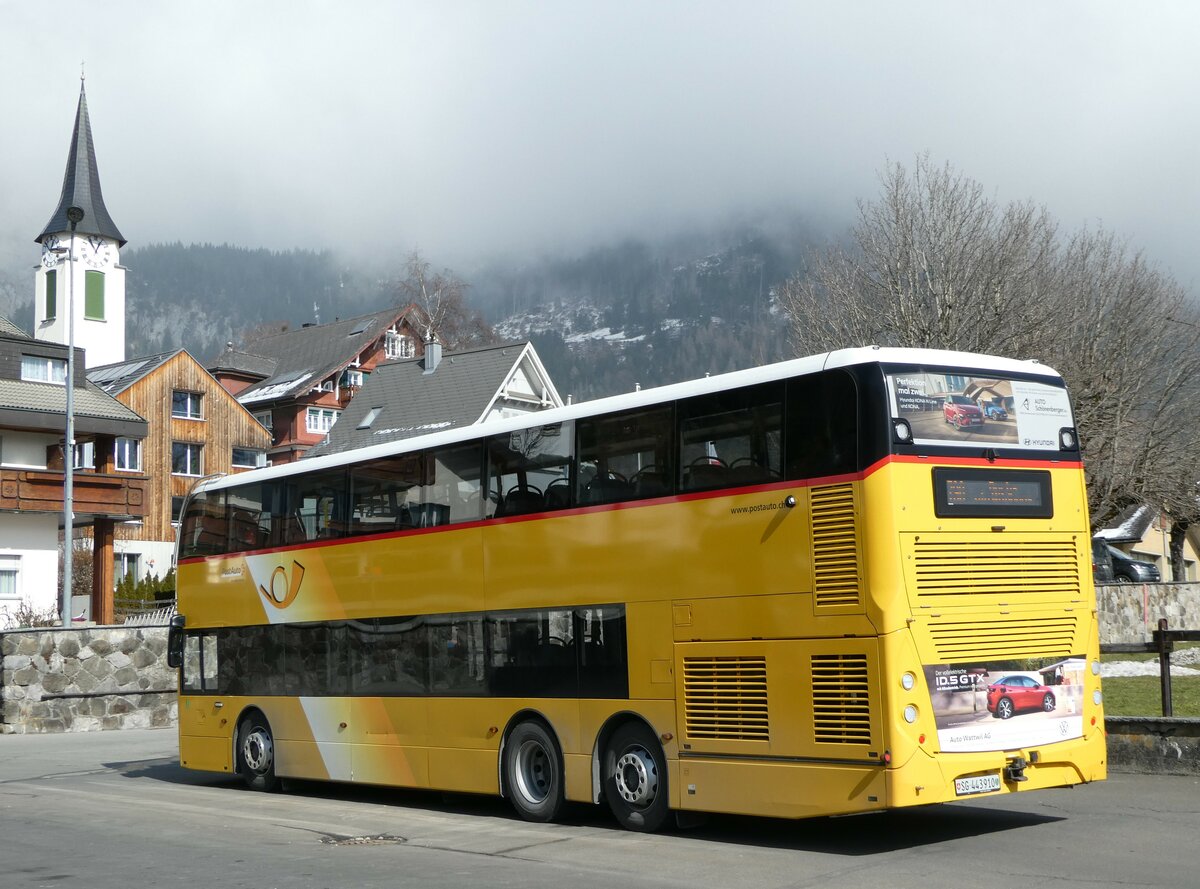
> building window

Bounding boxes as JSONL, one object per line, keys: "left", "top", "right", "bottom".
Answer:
{"left": 114, "top": 437, "right": 141, "bottom": 471}
{"left": 0, "top": 556, "right": 19, "bottom": 598}
{"left": 21, "top": 355, "right": 67, "bottom": 384}
{"left": 84, "top": 270, "right": 105, "bottom": 320}
{"left": 231, "top": 447, "right": 265, "bottom": 468}
{"left": 306, "top": 407, "right": 341, "bottom": 434}
{"left": 172, "top": 442, "right": 203, "bottom": 476}
{"left": 172, "top": 391, "right": 203, "bottom": 419}
{"left": 114, "top": 552, "right": 140, "bottom": 588}
{"left": 45, "top": 269, "right": 57, "bottom": 319}
{"left": 343, "top": 369, "right": 364, "bottom": 388}
{"left": 73, "top": 441, "right": 95, "bottom": 470}
{"left": 385, "top": 331, "right": 415, "bottom": 359}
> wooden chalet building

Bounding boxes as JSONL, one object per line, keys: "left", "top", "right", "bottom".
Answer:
{"left": 87, "top": 350, "right": 271, "bottom": 582}
{"left": 0, "top": 316, "right": 147, "bottom": 624}
{"left": 207, "top": 306, "right": 424, "bottom": 464}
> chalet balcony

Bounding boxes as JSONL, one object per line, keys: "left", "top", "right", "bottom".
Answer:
{"left": 0, "top": 467, "right": 148, "bottom": 523}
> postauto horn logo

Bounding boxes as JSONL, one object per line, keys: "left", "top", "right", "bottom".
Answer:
{"left": 259, "top": 560, "right": 305, "bottom": 609}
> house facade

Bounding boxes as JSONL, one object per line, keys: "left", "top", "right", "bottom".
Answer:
{"left": 309, "top": 340, "right": 562, "bottom": 456}
{"left": 0, "top": 316, "right": 147, "bottom": 624}
{"left": 88, "top": 350, "right": 272, "bottom": 581}
{"left": 208, "top": 306, "right": 424, "bottom": 464}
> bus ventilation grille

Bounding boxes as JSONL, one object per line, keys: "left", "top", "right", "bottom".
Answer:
{"left": 812, "top": 653, "right": 872, "bottom": 745}
{"left": 928, "top": 615, "right": 1078, "bottom": 660}
{"left": 810, "top": 484, "right": 861, "bottom": 607}
{"left": 912, "top": 538, "right": 1080, "bottom": 598}
{"left": 682, "top": 656, "right": 769, "bottom": 741}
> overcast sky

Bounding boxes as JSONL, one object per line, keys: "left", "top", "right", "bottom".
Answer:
{"left": 1, "top": 1, "right": 1197, "bottom": 290}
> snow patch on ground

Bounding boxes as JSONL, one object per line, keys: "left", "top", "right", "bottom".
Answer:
{"left": 1102, "top": 647, "right": 1200, "bottom": 678}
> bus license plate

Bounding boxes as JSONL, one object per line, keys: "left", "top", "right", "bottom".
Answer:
{"left": 955, "top": 774, "right": 1001, "bottom": 796}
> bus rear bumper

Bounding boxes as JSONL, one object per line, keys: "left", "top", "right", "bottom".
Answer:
{"left": 885, "top": 729, "right": 1108, "bottom": 809}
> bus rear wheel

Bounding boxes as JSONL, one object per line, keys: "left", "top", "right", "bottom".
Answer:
{"left": 237, "top": 714, "right": 280, "bottom": 792}
{"left": 603, "top": 722, "right": 669, "bottom": 832}
{"left": 503, "top": 721, "right": 565, "bottom": 823}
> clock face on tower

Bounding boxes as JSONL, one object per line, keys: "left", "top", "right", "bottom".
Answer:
{"left": 82, "top": 236, "right": 113, "bottom": 268}
{"left": 41, "top": 235, "right": 61, "bottom": 269}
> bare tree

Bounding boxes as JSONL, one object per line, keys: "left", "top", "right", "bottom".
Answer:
{"left": 779, "top": 156, "right": 1200, "bottom": 541}
{"left": 392, "top": 251, "right": 498, "bottom": 351}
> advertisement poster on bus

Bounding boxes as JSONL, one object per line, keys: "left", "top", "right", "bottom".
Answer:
{"left": 922, "top": 657, "right": 1085, "bottom": 752}
{"left": 887, "top": 372, "right": 1073, "bottom": 450}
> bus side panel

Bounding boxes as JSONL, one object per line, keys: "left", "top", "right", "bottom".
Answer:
{"left": 178, "top": 695, "right": 233, "bottom": 774}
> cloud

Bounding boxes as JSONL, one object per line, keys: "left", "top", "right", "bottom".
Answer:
{"left": 0, "top": 1, "right": 1196, "bottom": 288}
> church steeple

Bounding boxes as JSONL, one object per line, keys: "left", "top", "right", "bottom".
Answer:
{"left": 37, "top": 80, "right": 125, "bottom": 247}
{"left": 34, "top": 80, "right": 127, "bottom": 368}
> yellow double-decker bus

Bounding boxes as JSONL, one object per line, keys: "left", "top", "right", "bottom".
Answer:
{"left": 170, "top": 346, "right": 1105, "bottom": 830}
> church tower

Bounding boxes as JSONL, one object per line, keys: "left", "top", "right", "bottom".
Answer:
{"left": 34, "top": 80, "right": 126, "bottom": 368}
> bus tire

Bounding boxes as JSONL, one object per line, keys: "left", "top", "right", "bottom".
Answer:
{"left": 237, "top": 713, "right": 280, "bottom": 792}
{"left": 503, "top": 720, "right": 565, "bottom": 823}
{"left": 603, "top": 722, "right": 669, "bottom": 833}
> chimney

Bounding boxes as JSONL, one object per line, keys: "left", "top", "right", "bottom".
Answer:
{"left": 423, "top": 340, "right": 442, "bottom": 375}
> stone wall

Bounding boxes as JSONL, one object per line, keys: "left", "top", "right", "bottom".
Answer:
{"left": 1097, "top": 582, "right": 1200, "bottom": 645}
{"left": 0, "top": 626, "right": 176, "bottom": 734}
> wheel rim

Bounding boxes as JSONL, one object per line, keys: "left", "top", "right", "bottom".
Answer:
{"left": 998, "top": 699, "right": 1013, "bottom": 719}
{"left": 1044, "top": 694, "right": 1055, "bottom": 711}
{"left": 513, "top": 739, "right": 553, "bottom": 804}
{"left": 242, "top": 727, "right": 273, "bottom": 775}
{"left": 614, "top": 746, "right": 659, "bottom": 809}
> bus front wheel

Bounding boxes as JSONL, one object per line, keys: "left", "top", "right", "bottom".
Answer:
{"left": 237, "top": 714, "right": 280, "bottom": 792}
{"left": 603, "top": 722, "right": 669, "bottom": 832}
{"left": 503, "top": 721, "right": 565, "bottom": 823}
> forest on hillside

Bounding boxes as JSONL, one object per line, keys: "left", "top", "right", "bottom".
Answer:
{"left": 0, "top": 212, "right": 821, "bottom": 402}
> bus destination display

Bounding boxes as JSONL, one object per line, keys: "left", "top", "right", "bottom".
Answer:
{"left": 933, "top": 468, "right": 1053, "bottom": 518}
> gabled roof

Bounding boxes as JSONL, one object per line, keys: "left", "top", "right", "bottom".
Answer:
{"left": 309, "top": 340, "right": 560, "bottom": 456}
{"left": 1094, "top": 504, "right": 1155, "bottom": 544}
{"left": 0, "top": 315, "right": 32, "bottom": 340}
{"left": 87, "top": 350, "right": 180, "bottom": 395}
{"left": 208, "top": 306, "right": 417, "bottom": 406}
{"left": 37, "top": 82, "right": 126, "bottom": 247}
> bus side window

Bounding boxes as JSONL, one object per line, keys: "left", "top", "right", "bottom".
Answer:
{"left": 428, "top": 616, "right": 487, "bottom": 695}
{"left": 678, "top": 382, "right": 783, "bottom": 492}
{"left": 486, "top": 422, "right": 574, "bottom": 518}
{"left": 427, "top": 444, "right": 483, "bottom": 525}
{"left": 349, "top": 454, "right": 424, "bottom": 536}
{"left": 785, "top": 370, "right": 859, "bottom": 479}
{"left": 576, "top": 407, "right": 672, "bottom": 505}
{"left": 179, "top": 489, "right": 227, "bottom": 559}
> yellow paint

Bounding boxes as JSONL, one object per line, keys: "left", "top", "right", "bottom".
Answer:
{"left": 177, "top": 455, "right": 1103, "bottom": 821}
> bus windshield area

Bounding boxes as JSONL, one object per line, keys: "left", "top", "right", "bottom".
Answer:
{"left": 886, "top": 369, "right": 1075, "bottom": 452}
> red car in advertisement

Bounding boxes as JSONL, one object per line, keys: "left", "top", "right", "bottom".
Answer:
{"left": 986, "top": 674, "right": 1057, "bottom": 719}
{"left": 943, "top": 394, "right": 984, "bottom": 428}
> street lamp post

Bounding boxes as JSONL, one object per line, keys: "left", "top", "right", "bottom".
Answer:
{"left": 62, "top": 205, "right": 84, "bottom": 628}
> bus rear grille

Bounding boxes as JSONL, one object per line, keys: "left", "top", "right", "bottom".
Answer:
{"left": 928, "top": 615, "right": 1079, "bottom": 660}
{"left": 682, "top": 656, "right": 769, "bottom": 741}
{"left": 810, "top": 484, "right": 861, "bottom": 607}
{"left": 912, "top": 538, "right": 1081, "bottom": 598}
{"left": 812, "top": 653, "right": 872, "bottom": 745}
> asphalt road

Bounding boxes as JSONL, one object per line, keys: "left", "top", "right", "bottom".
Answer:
{"left": 0, "top": 729, "right": 1195, "bottom": 889}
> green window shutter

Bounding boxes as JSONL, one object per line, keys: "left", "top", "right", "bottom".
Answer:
{"left": 45, "top": 270, "right": 57, "bottom": 319}
{"left": 85, "top": 271, "right": 105, "bottom": 320}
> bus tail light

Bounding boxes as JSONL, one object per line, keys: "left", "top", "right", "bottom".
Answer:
{"left": 903, "top": 705, "right": 918, "bottom": 724}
